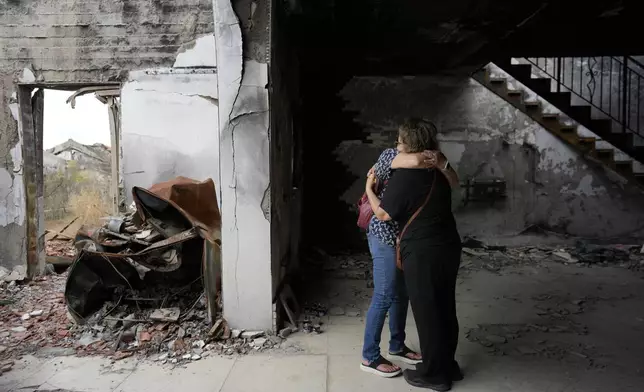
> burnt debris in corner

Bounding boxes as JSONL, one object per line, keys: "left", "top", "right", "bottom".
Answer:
{"left": 43, "top": 176, "right": 239, "bottom": 360}
{"left": 64, "top": 176, "right": 221, "bottom": 325}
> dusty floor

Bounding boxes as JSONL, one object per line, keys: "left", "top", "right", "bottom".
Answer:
{"left": 2, "top": 246, "right": 644, "bottom": 391}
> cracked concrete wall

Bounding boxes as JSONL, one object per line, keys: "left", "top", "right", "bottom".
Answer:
{"left": 121, "top": 68, "right": 219, "bottom": 201}
{"left": 0, "top": 0, "right": 214, "bottom": 269}
{"left": 0, "top": 86, "right": 27, "bottom": 269}
{"left": 339, "top": 76, "right": 644, "bottom": 240}
{"left": 269, "top": 1, "right": 300, "bottom": 314}
{"left": 214, "top": 0, "right": 273, "bottom": 329}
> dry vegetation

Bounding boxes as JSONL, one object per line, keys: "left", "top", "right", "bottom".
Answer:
{"left": 45, "top": 160, "right": 111, "bottom": 228}
{"left": 68, "top": 186, "right": 112, "bottom": 226}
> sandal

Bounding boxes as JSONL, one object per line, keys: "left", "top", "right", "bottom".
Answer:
{"left": 359, "top": 355, "right": 402, "bottom": 378}
{"left": 388, "top": 346, "right": 422, "bottom": 365}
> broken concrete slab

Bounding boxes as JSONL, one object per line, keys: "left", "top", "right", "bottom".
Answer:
{"left": 553, "top": 251, "right": 577, "bottom": 263}
{"left": 192, "top": 341, "right": 205, "bottom": 352}
{"left": 1, "top": 265, "right": 26, "bottom": 282}
{"left": 240, "top": 331, "right": 264, "bottom": 340}
{"left": 253, "top": 338, "right": 267, "bottom": 347}
{"left": 463, "top": 247, "right": 489, "bottom": 257}
{"left": 150, "top": 308, "right": 181, "bottom": 322}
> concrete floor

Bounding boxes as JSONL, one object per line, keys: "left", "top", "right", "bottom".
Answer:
{"left": 2, "top": 261, "right": 644, "bottom": 392}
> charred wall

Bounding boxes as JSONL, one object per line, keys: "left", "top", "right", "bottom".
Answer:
{"left": 269, "top": 1, "right": 301, "bottom": 297}
{"left": 298, "top": 63, "right": 368, "bottom": 254}
{"left": 315, "top": 75, "right": 644, "bottom": 245}
{"left": 0, "top": 0, "right": 214, "bottom": 269}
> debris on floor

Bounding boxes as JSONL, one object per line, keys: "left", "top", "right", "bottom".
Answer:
{"left": 65, "top": 177, "right": 222, "bottom": 324}
{"left": 0, "top": 177, "right": 278, "bottom": 375}
{"left": 0, "top": 271, "right": 279, "bottom": 375}
{"left": 46, "top": 240, "right": 76, "bottom": 259}
{"left": 459, "top": 236, "right": 644, "bottom": 274}
{"left": 466, "top": 323, "right": 602, "bottom": 367}
{"left": 0, "top": 266, "right": 27, "bottom": 283}
{"left": 295, "top": 235, "right": 644, "bottom": 344}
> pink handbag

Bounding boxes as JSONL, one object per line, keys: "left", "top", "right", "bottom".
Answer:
{"left": 357, "top": 179, "right": 386, "bottom": 230}
{"left": 357, "top": 193, "right": 373, "bottom": 230}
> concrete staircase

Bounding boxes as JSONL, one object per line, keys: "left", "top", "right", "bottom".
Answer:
{"left": 473, "top": 60, "right": 644, "bottom": 186}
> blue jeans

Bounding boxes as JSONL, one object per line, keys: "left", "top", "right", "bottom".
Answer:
{"left": 362, "top": 233, "right": 409, "bottom": 362}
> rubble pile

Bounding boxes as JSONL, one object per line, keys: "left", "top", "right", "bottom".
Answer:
{"left": 0, "top": 177, "right": 257, "bottom": 375}
{"left": 0, "top": 273, "right": 279, "bottom": 375}
{"left": 567, "top": 241, "right": 641, "bottom": 265}
{"left": 308, "top": 249, "right": 372, "bottom": 281}
{"left": 295, "top": 303, "right": 327, "bottom": 334}
{"left": 459, "top": 237, "right": 644, "bottom": 273}
{"left": 46, "top": 239, "right": 75, "bottom": 258}
{"left": 61, "top": 177, "right": 236, "bottom": 361}
{"left": 0, "top": 275, "right": 71, "bottom": 375}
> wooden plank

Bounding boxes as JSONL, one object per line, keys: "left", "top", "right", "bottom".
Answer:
{"left": 18, "top": 86, "right": 42, "bottom": 278}
{"left": 51, "top": 216, "right": 79, "bottom": 241}
{"left": 44, "top": 229, "right": 73, "bottom": 241}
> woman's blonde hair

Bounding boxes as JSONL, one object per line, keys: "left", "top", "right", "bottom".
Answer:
{"left": 399, "top": 118, "right": 439, "bottom": 153}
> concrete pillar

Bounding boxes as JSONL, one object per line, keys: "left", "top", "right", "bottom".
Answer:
{"left": 212, "top": 0, "right": 274, "bottom": 330}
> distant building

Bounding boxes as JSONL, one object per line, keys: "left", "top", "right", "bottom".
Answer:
{"left": 42, "top": 151, "right": 67, "bottom": 174}
{"left": 46, "top": 139, "right": 111, "bottom": 173}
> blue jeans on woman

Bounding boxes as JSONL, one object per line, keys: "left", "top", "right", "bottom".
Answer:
{"left": 362, "top": 233, "right": 410, "bottom": 363}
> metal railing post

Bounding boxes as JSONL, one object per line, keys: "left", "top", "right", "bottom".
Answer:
{"left": 622, "top": 56, "right": 628, "bottom": 133}
{"left": 556, "top": 57, "right": 562, "bottom": 93}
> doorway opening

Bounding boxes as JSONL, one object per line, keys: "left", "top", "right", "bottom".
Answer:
{"left": 16, "top": 84, "right": 120, "bottom": 276}
{"left": 43, "top": 88, "right": 119, "bottom": 266}
{"left": 283, "top": 56, "right": 380, "bottom": 330}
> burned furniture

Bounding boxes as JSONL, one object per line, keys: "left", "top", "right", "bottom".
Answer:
{"left": 462, "top": 177, "right": 507, "bottom": 206}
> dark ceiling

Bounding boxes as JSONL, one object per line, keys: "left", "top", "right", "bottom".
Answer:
{"left": 288, "top": 0, "right": 640, "bottom": 75}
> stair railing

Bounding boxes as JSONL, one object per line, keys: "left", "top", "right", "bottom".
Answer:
{"left": 524, "top": 56, "right": 644, "bottom": 139}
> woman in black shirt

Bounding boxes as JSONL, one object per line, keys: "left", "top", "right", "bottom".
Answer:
{"left": 365, "top": 119, "right": 462, "bottom": 391}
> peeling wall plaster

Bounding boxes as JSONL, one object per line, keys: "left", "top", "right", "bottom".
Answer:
{"left": 214, "top": 0, "right": 273, "bottom": 330}
{"left": 0, "top": 91, "right": 27, "bottom": 269}
{"left": 338, "top": 75, "right": 644, "bottom": 240}
{"left": 2, "top": 97, "right": 24, "bottom": 226}
{"left": 1, "top": 0, "right": 215, "bottom": 270}
{"left": 561, "top": 174, "right": 607, "bottom": 197}
{"left": 535, "top": 128, "right": 578, "bottom": 177}
{"left": 174, "top": 35, "right": 218, "bottom": 68}
{"left": 121, "top": 70, "right": 220, "bottom": 200}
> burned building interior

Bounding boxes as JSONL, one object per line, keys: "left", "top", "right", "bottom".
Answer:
{"left": 289, "top": 1, "right": 644, "bottom": 278}
{"left": 278, "top": 0, "right": 644, "bottom": 383}
{"left": 2, "top": 0, "right": 644, "bottom": 389}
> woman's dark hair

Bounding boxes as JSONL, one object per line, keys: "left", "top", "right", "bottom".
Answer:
{"left": 398, "top": 118, "right": 439, "bottom": 153}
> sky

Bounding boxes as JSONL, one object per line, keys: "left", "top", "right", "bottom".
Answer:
{"left": 43, "top": 89, "right": 111, "bottom": 150}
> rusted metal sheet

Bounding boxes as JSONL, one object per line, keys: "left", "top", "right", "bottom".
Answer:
{"left": 133, "top": 177, "right": 221, "bottom": 241}
{"left": 65, "top": 250, "right": 142, "bottom": 323}
{"left": 64, "top": 177, "right": 221, "bottom": 324}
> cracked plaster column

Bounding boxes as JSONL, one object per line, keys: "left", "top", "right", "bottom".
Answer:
{"left": 212, "top": 0, "right": 273, "bottom": 330}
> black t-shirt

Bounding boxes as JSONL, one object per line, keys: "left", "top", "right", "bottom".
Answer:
{"left": 380, "top": 168, "right": 460, "bottom": 246}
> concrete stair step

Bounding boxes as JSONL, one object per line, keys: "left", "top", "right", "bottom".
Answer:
{"left": 615, "top": 160, "right": 634, "bottom": 176}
